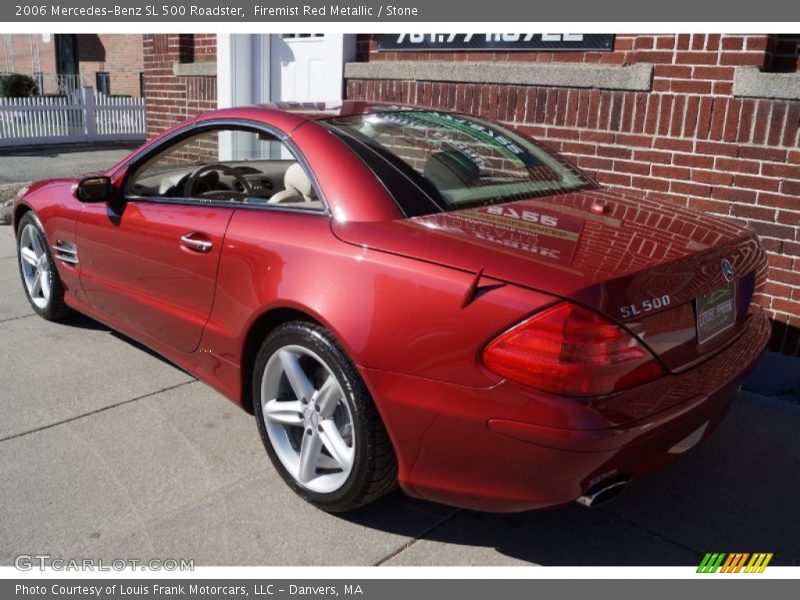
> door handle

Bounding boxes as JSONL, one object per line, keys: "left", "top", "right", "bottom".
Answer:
{"left": 180, "top": 232, "right": 213, "bottom": 253}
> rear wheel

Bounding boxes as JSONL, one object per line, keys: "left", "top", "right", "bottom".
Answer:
{"left": 253, "top": 321, "right": 397, "bottom": 512}
{"left": 17, "top": 212, "right": 72, "bottom": 320}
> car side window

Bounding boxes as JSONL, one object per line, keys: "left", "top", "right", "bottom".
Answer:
{"left": 125, "top": 126, "right": 325, "bottom": 211}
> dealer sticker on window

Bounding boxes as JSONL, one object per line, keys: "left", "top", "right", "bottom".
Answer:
{"left": 695, "top": 282, "right": 736, "bottom": 344}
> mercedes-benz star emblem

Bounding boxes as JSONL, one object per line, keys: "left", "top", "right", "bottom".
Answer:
{"left": 720, "top": 258, "right": 735, "bottom": 282}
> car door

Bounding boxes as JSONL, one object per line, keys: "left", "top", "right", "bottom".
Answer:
{"left": 75, "top": 124, "right": 262, "bottom": 354}
{"left": 76, "top": 201, "right": 232, "bottom": 353}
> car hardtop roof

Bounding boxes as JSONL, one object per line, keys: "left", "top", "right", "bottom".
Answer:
{"left": 194, "top": 101, "right": 450, "bottom": 127}
{"left": 258, "top": 100, "right": 425, "bottom": 120}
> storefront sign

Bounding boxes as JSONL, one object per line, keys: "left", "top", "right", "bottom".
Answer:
{"left": 377, "top": 34, "right": 614, "bottom": 52}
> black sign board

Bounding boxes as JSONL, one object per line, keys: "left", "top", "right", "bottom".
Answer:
{"left": 377, "top": 34, "right": 614, "bottom": 52}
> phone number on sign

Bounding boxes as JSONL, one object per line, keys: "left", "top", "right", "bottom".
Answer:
{"left": 394, "top": 34, "right": 588, "bottom": 44}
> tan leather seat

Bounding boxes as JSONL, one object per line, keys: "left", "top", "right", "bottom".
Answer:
{"left": 269, "top": 163, "right": 316, "bottom": 205}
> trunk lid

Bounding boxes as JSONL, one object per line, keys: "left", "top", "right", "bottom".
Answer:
{"left": 333, "top": 189, "right": 766, "bottom": 373}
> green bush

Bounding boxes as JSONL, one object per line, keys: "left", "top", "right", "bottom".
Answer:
{"left": 0, "top": 73, "right": 39, "bottom": 98}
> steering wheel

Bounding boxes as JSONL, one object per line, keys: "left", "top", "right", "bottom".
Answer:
{"left": 183, "top": 163, "right": 254, "bottom": 200}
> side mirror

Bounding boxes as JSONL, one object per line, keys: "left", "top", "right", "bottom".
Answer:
{"left": 75, "top": 176, "right": 112, "bottom": 203}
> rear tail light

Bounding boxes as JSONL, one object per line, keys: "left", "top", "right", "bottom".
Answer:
{"left": 482, "top": 301, "right": 665, "bottom": 396}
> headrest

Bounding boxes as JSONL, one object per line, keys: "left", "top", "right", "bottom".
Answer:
{"left": 284, "top": 163, "right": 314, "bottom": 198}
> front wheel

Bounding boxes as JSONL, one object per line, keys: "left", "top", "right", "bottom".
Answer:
{"left": 16, "top": 212, "right": 73, "bottom": 321}
{"left": 253, "top": 321, "right": 397, "bottom": 512}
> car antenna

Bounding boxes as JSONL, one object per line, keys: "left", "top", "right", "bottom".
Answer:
{"left": 461, "top": 267, "right": 485, "bottom": 308}
{"left": 462, "top": 267, "right": 506, "bottom": 308}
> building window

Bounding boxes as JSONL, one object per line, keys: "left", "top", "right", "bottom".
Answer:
{"left": 95, "top": 71, "right": 110, "bottom": 95}
{"left": 764, "top": 34, "right": 800, "bottom": 72}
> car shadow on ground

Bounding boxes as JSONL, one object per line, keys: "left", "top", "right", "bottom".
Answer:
{"left": 342, "top": 389, "right": 800, "bottom": 566}
{"left": 56, "top": 313, "right": 188, "bottom": 371}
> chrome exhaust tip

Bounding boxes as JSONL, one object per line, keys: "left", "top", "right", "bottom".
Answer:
{"left": 576, "top": 476, "right": 629, "bottom": 507}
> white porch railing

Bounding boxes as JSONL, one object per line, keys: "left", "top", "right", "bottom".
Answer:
{"left": 0, "top": 87, "right": 146, "bottom": 147}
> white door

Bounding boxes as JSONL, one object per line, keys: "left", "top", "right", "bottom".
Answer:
{"left": 217, "top": 34, "right": 354, "bottom": 160}
{"left": 270, "top": 34, "right": 353, "bottom": 102}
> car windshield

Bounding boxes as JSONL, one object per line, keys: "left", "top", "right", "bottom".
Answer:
{"left": 320, "top": 110, "right": 596, "bottom": 216}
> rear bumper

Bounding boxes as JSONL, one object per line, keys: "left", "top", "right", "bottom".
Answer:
{"left": 363, "top": 307, "right": 770, "bottom": 512}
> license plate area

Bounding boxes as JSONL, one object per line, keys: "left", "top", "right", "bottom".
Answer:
{"left": 696, "top": 281, "right": 736, "bottom": 345}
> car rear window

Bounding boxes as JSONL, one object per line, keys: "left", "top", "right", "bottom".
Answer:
{"left": 320, "top": 110, "right": 596, "bottom": 216}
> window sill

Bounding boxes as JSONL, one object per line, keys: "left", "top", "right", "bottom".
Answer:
{"left": 733, "top": 67, "right": 800, "bottom": 101}
{"left": 344, "top": 61, "right": 653, "bottom": 92}
{"left": 173, "top": 61, "right": 217, "bottom": 77}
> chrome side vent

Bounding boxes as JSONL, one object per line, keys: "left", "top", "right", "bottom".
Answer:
{"left": 53, "top": 240, "right": 79, "bottom": 265}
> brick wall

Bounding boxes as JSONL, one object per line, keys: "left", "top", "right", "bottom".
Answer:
{"left": 347, "top": 34, "right": 800, "bottom": 354}
{"left": 190, "top": 34, "right": 217, "bottom": 62}
{"left": 142, "top": 34, "right": 217, "bottom": 139}
{"left": 76, "top": 34, "right": 143, "bottom": 96}
{"left": 0, "top": 33, "right": 56, "bottom": 78}
{"left": 0, "top": 34, "right": 142, "bottom": 96}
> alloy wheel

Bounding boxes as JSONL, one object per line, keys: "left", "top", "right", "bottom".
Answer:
{"left": 260, "top": 345, "right": 355, "bottom": 494}
{"left": 19, "top": 224, "right": 51, "bottom": 310}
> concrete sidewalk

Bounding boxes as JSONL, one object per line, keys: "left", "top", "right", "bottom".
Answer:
{"left": 0, "top": 224, "right": 798, "bottom": 566}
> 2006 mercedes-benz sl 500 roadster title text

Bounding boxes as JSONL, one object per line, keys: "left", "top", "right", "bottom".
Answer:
{"left": 13, "top": 102, "right": 769, "bottom": 512}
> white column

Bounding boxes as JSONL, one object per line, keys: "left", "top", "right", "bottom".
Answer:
{"left": 216, "top": 34, "right": 234, "bottom": 109}
{"left": 218, "top": 34, "right": 272, "bottom": 160}
{"left": 253, "top": 34, "right": 272, "bottom": 104}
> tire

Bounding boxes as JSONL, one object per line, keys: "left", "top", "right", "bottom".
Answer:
{"left": 16, "top": 212, "right": 73, "bottom": 321}
{"left": 253, "top": 321, "right": 397, "bottom": 512}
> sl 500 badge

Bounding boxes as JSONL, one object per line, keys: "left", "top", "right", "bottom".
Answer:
{"left": 620, "top": 295, "right": 671, "bottom": 319}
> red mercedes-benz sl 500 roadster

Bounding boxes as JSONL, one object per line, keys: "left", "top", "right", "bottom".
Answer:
{"left": 13, "top": 103, "right": 769, "bottom": 512}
